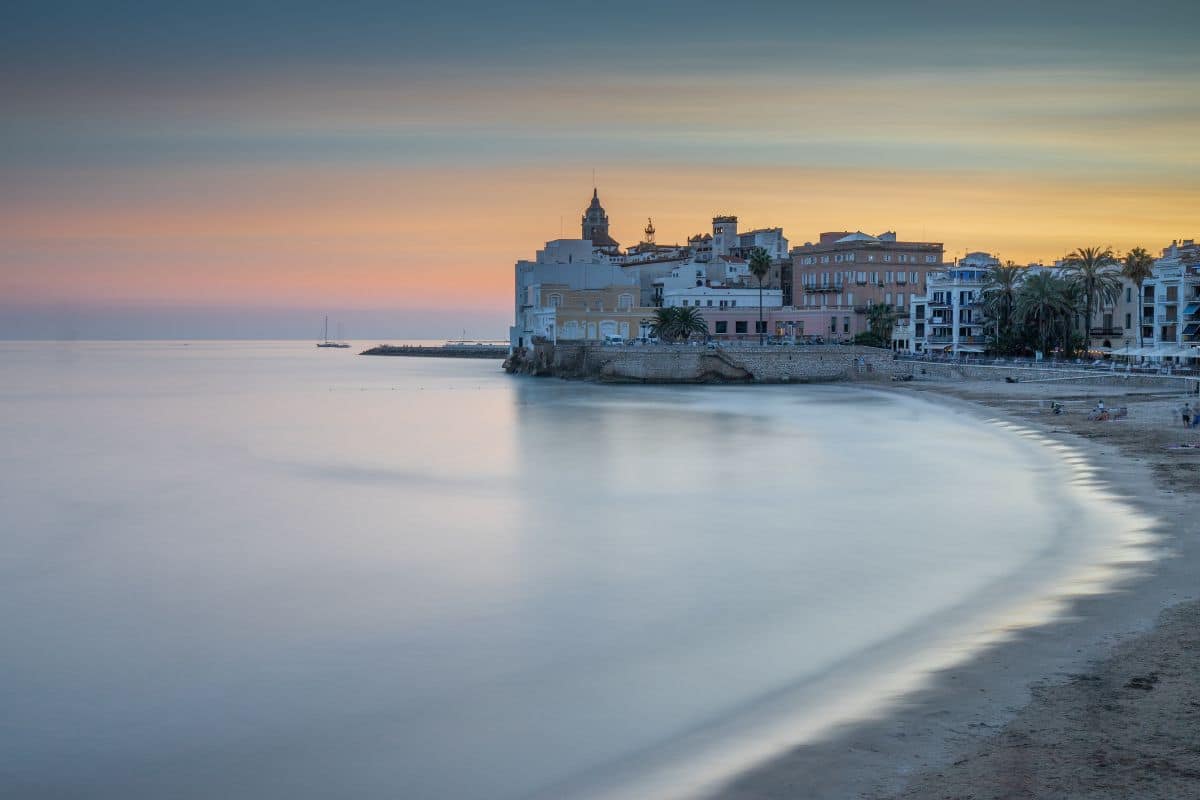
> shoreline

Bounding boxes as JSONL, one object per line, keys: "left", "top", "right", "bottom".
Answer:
{"left": 714, "top": 378, "right": 1200, "bottom": 799}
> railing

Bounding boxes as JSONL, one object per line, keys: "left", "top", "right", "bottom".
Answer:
{"left": 898, "top": 351, "right": 1199, "bottom": 375}
{"left": 1089, "top": 327, "right": 1123, "bottom": 336}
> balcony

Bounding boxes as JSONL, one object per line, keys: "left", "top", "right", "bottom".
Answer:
{"left": 1089, "top": 327, "right": 1124, "bottom": 336}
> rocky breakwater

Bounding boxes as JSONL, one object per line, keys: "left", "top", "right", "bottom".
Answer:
{"left": 506, "top": 342, "right": 900, "bottom": 384}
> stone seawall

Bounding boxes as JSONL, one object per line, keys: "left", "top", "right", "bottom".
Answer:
{"left": 506, "top": 343, "right": 1200, "bottom": 391}
{"left": 897, "top": 360, "right": 1200, "bottom": 391}
{"left": 544, "top": 344, "right": 899, "bottom": 383}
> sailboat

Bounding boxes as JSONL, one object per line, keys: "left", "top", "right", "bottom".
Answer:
{"left": 316, "top": 316, "right": 351, "bottom": 348}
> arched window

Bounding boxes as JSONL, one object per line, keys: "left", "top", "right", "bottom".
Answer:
{"left": 617, "top": 293, "right": 633, "bottom": 310}
{"left": 548, "top": 293, "right": 563, "bottom": 308}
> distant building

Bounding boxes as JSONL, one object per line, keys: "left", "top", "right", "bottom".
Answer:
{"left": 791, "top": 230, "right": 945, "bottom": 342}
{"left": 1140, "top": 239, "right": 1200, "bottom": 360}
{"left": 907, "top": 253, "right": 995, "bottom": 355}
{"left": 509, "top": 237, "right": 638, "bottom": 350}
{"left": 581, "top": 189, "right": 620, "bottom": 253}
{"left": 663, "top": 285, "right": 782, "bottom": 311}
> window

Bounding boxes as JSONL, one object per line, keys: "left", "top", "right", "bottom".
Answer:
{"left": 847, "top": 253, "right": 855, "bottom": 262}
{"left": 847, "top": 292, "right": 854, "bottom": 305}
{"left": 1125, "top": 313, "right": 1132, "bottom": 329}
{"left": 755, "top": 320, "right": 767, "bottom": 333}
{"left": 885, "top": 292, "right": 892, "bottom": 305}
{"left": 897, "top": 292, "right": 905, "bottom": 308}
{"left": 715, "top": 321, "right": 728, "bottom": 334}
{"left": 885, "top": 271, "right": 893, "bottom": 283}
{"left": 867, "top": 255, "right": 875, "bottom": 262}
{"left": 735, "top": 320, "right": 748, "bottom": 334}
{"left": 911, "top": 272, "right": 918, "bottom": 284}
{"left": 883, "top": 254, "right": 892, "bottom": 262}
{"left": 1126, "top": 287, "right": 1133, "bottom": 303}
{"left": 617, "top": 293, "right": 633, "bottom": 310}
{"left": 707, "top": 300, "right": 713, "bottom": 307}
{"left": 837, "top": 294, "right": 844, "bottom": 306}
{"left": 835, "top": 254, "right": 843, "bottom": 262}
{"left": 830, "top": 316, "right": 838, "bottom": 333}
{"left": 730, "top": 300, "right": 737, "bottom": 307}
{"left": 925, "top": 255, "right": 937, "bottom": 263}
{"left": 820, "top": 255, "right": 830, "bottom": 264}
{"left": 843, "top": 317, "right": 851, "bottom": 333}
{"left": 548, "top": 293, "right": 563, "bottom": 307}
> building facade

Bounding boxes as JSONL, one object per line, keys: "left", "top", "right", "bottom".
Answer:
{"left": 791, "top": 230, "right": 945, "bottom": 342}
{"left": 1139, "top": 239, "right": 1200, "bottom": 359}
{"left": 907, "top": 253, "right": 994, "bottom": 354}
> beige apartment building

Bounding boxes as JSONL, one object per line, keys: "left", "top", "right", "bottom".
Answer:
{"left": 525, "top": 283, "right": 652, "bottom": 342}
{"left": 790, "top": 231, "right": 946, "bottom": 340}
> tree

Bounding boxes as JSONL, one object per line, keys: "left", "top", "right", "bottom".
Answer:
{"left": 1062, "top": 246, "right": 1121, "bottom": 345}
{"left": 1016, "top": 272, "right": 1076, "bottom": 357}
{"left": 981, "top": 261, "right": 1024, "bottom": 353}
{"left": 649, "top": 306, "right": 709, "bottom": 343}
{"left": 865, "top": 303, "right": 898, "bottom": 348}
{"left": 1122, "top": 246, "right": 1155, "bottom": 348}
{"left": 748, "top": 247, "right": 772, "bottom": 345}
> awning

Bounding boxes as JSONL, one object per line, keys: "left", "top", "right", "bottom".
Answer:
{"left": 1185, "top": 323, "right": 1200, "bottom": 334}
{"left": 1185, "top": 302, "right": 1200, "bottom": 314}
{"left": 956, "top": 346, "right": 986, "bottom": 353}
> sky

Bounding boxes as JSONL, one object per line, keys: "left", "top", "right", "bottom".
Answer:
{"left": 2, "top": 0, "right": 1199, "bottom": 339}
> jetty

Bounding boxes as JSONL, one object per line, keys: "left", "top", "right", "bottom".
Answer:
{"left": 361, "top": 343, "right": 508, "bottom": 359}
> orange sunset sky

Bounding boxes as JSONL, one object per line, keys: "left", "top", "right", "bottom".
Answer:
{"left": 2, "top": 1, "right": 1198, "bottom": 338}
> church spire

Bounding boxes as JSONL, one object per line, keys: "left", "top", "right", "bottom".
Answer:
{"left": 581, "top": 188, "right": 618, "bottom": 251}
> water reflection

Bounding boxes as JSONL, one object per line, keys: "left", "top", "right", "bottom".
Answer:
{"left": 0, "top": 343, "right": 1155, "bottom": 800}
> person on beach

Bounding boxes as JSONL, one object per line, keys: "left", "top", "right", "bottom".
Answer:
{"left": 1181, "top": 402, "right": 1192, "bottom": 427}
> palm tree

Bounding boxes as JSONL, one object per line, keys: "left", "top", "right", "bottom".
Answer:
{"left": 865, "top": 303, "right": 898, "bottom": 347}
{"left": 981, "top": 261, "right": 1024, "bottom": 351}
{"left": 1122, "top": 246, "right": 1155, "bottom": 348}
{"left": 1062, "top": 246, "right": 1120, "bottom": 346}
{"left": 1016, "top": 272, "right": 1075, "bottom": 357}
{"left": 650, "top": 306, "right": 708, "bottom": 343}
{"left": 748, "top": 247, "right": 772, "bottom": 345}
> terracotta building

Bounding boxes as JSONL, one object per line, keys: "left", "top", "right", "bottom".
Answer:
{"left": 790, "top": 231, "right": 946, "bottom": 340}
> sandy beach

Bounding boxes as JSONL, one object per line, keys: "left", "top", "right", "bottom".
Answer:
{"left": 717, "top": 376, "right": 1200, "bottom": 800}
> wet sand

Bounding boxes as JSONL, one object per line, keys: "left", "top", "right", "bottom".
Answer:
{"left": 715, "top": 378, "right": 1200, "bottom": 799}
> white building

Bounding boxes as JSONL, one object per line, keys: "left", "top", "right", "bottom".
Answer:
{"left": 510, "top": 238, "right": 639, "bottom": 351}
{"left": 908, "top": 252, "right": 996, "bottom": 354}
{"left": 736, "top": 227, "right": 789, "bottom": 260}
{"left": 1138, "top": 239, "right": 1200, "bottom": 361}
{"left": 663, "top": 285, "right": 782, "bottom": 310}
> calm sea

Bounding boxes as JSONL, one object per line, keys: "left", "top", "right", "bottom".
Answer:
{"left": 0, "top": 341, "right": 1149, "bottom": 799}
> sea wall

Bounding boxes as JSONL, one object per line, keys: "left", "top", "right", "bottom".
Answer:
{"left": 544, "top": 344, "right": 899, "bottom": 383}
{"left": 899, "top": 361, "right": 1200, "bottom": 391}
{"left": 362, "top": 345, "right": 507, "bottom": 358}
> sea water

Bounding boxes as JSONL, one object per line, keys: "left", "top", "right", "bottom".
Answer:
{"left": 0, "top": 342, "right": 1150, "bottom": 799}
